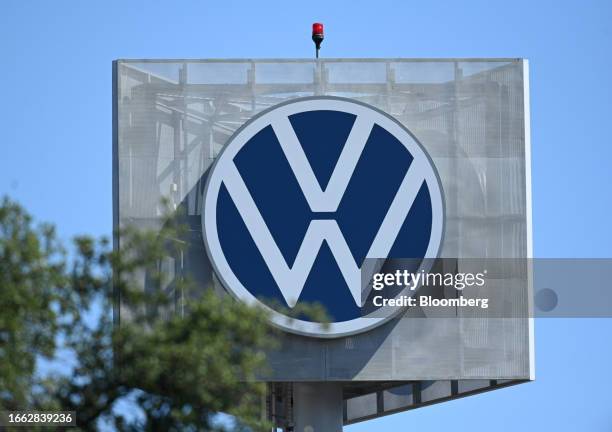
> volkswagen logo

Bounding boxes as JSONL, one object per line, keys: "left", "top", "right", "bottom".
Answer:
{"left": 202, "top": 97, "right": 444, "bottom": 337}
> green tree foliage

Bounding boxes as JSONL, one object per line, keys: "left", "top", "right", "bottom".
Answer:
{"left": 0, "top": 197, "right": 326, "bottom": 431}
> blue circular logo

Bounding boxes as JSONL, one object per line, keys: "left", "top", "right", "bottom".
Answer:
{"left": 203, "top": 97, "right": 444, "bottom": 337}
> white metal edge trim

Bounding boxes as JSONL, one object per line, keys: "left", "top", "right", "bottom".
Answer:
{"left": 523, "top": 59, "right": 536, "bottom": 381}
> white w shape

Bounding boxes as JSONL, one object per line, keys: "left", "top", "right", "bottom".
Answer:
{"left": 222, "top": 115, "right": 428, "bottom": 307}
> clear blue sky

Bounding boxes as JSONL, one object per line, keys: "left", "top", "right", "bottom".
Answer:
{"left": 2, "top": 0, "right": 611, "bottom": 430}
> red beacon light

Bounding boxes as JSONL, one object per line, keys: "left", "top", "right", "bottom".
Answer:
{"left": 312, "top": 22, "right": 324, "bottom": 58}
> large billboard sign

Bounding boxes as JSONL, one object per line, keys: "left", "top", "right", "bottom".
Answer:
{"left": 202, "top": 97, "right": 444, "bottom": 337}
{"left": 113, "top": 58, "right": 533, "bottom": 423}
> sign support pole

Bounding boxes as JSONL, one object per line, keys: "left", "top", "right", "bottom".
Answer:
{"left": 293, "top": 382, "right": 343, "bottom": 432}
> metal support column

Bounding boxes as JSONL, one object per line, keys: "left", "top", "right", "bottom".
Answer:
{"left": 293, "top": 383, "right": 343, "bottom": 432}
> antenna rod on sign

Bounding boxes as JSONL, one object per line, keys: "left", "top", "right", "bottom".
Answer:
{"left": 312, "top": 22, "right": 324, "bottom": 58}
